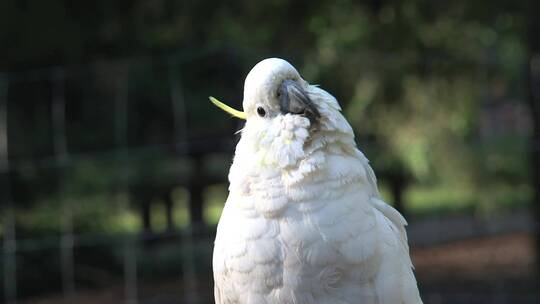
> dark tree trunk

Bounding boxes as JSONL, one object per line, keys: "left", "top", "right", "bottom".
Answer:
{"left": 188, "top": 156, "right": 204, "bottom": 226}
{"left": 141, "top": 199, "right": 152, "bottom": 234}
{"left": 389, "top": 172, "right": 407, "bottom": 217}
{"left": 164, "top": 193, "right": 175, "bottom": 232}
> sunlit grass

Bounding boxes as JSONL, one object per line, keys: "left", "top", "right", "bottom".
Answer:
{"left": 172, "top": 187, "right": 190, "bottom": 229}
{"left": 379, "top": 182, "right": 532, "bottom": 217}
{"left": 147, "top": 184, "right": 229, "bottom": 230}
{"left": 204, "top": 184, "right": 228, "bottom": 225}
{"left": 406, "top": 184, "right": 477, "bottom": 215}
{"left": 148, "top": 187, "right": 191, "bottom": 232}
{"left": 109, "top": 210, "right": 141, "bottom": 232}
{"left": 8, "top": 180, "right": 532, "bottom": 238}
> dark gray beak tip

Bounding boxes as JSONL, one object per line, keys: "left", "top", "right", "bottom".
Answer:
{"left": 279, "top": 80, "right": 320, "bottom": 124}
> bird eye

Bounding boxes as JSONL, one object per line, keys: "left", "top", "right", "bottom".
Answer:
{"left": 257, "top": 106, "right": 266, "bottom": 117}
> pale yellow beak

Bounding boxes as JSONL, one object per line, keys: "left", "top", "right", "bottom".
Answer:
{"left": 209, "top": 96, "right": 247, "bottom": 120}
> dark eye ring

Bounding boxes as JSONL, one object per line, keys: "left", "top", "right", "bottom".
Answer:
{"left": 257, "top": 106, "right": 266, "bottom": 117}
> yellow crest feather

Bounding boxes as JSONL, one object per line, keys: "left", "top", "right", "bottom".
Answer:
{"left": 209, "top": 96, "right": 247, "bottom": 120}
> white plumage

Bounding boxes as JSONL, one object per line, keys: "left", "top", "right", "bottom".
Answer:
{"left": 213, "top": 58, "right": 422, "bottom": 304}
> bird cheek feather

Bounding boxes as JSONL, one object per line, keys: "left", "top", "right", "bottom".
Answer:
{"left": 249, "top": 114, "right": 311, "bottom": 169}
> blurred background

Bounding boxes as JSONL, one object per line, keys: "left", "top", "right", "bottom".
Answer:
{"left": 1, "top": 0, "right": 540, "bottom": 303}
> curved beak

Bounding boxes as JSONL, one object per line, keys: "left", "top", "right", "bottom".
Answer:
{"left": 278, "top": 80, "right": 320, "bottom": 124}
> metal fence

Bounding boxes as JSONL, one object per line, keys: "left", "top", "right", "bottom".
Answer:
{"left": 0, "top": 52, "right": 538, "bottom": 304}
{"left": 0, "top": 52, "right": 239, "bottom": 303}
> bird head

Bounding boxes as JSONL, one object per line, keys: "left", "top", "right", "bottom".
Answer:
{"left": 211, "top": 58, "right": 320, "bottom": 124}
{"left": 211, "top": 58, "right": 355, "bottom": 169}
{"left": 241, "top": 58, "right": 320, "bottom": 125}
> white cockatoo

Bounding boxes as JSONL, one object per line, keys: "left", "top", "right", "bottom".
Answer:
{"left": 211, "top": 58, "right": 422, "bottom": 304}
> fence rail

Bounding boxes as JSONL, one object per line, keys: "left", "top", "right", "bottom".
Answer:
{"left": 0, "top": 53, "right": 238, "bottom": 304}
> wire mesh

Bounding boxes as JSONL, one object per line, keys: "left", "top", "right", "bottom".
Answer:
{"left": 0, "top": 51, "right": 537, "bottom": 304}
{"left": 0, "top": 55, "right": 223, "bottom": 303}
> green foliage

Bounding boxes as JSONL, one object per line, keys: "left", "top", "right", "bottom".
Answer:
{"left": 0, "top": 0, "right": 533, "bottom": 236}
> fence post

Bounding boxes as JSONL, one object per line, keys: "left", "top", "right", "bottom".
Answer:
{"left": 114, "top": 62, "right": 139, "bottom": 304}
{"left": 169, "top": 58, "right": 188, "bottom": 146}
{"left": 52, "top": 67, "right": 76, "bottom": 298}
{"left": 169, "top": 58, "right": 200, "bottom": 303}
{"left": 0, "top": 74, "right": 17, "bottom": 304}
